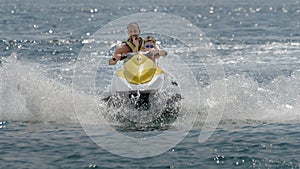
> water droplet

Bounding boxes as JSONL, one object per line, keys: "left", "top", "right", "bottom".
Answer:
{"left": 88, "top": 164, "right": 97, "bottom": 168}
{"left": 209, "top": 7, "right": 214, "bottom": 14}
{"left": 140, "top": 8, "right": 146, "bottom": 12}
{"left": 282, "top": 7, "right": 288, "bottom": 13}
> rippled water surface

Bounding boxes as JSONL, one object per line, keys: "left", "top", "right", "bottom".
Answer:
{"left": 1, "top": 0, "right": 300, "bottom": 168}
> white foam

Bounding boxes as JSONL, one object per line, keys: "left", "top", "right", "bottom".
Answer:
{"left": 199, "top": 72, "right": 300, "bottom": 124}
{"left": 0, "top": 53, "right": 77, "bottom": 123}
{"left": 1, "top": 51, "right": 299, "bottom": 125}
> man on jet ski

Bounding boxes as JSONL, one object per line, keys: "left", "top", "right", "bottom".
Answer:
{"left": 109, "top": 22, "right": 145, "bottom": 65}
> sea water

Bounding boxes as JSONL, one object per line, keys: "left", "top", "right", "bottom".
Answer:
{"left": 1, "top": 0, "right": 300, "bottom": 168}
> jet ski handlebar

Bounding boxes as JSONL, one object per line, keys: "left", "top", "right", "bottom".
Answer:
{"left": 120, "top": 54, "right": 128, "bottom": 60}
{"left": 112, "top": 54, "right": 131, "bottom": 61}
{"left": 113, "top": 51, "right": 162, "bottom": 61}
{"left": 119, "top": 52, "right": 139, "bottom": 60}
{"left": 121, "top": 51, "right": 153, "bottom": 59}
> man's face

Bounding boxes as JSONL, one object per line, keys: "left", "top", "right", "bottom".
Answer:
{"left": 127, "top": 25, "right": 140, "bottom": 38}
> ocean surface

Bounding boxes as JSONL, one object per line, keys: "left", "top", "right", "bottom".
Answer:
{"left": 1, "top": 0, "right": 300, "bottom": 168}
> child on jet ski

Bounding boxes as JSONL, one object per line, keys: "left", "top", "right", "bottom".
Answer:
{"left": 143, "top": 36, "right": 167, "bottom": 62}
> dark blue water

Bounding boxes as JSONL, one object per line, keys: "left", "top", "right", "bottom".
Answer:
{"left": 1, "top": 122, "right": 300, "bottom": 168}
{"left": 1, "top": 0, "right": 300, "bottom": 168}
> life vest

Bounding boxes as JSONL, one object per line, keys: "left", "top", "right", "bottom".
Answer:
{"left": 124, "top": 37, "right": 145, "bottom": 52}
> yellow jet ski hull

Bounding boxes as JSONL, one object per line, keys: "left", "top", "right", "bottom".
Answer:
{"left": 111, "top": 53, "right": 166, "bottom": 94}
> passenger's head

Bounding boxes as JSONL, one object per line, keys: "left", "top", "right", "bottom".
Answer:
{"left": 144, "top": 36, "right": 157, "bottom": 51}
{"left": 127, "top": 22, "right": 140, "bottom": 39}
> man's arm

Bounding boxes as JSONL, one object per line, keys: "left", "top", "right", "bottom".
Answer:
{"left": 109, "top": 45, "right": 131, "bottom": 65}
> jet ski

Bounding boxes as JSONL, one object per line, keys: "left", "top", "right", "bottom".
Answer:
{"left": 104, "top": 51, "right": 181, "bottom": 124}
